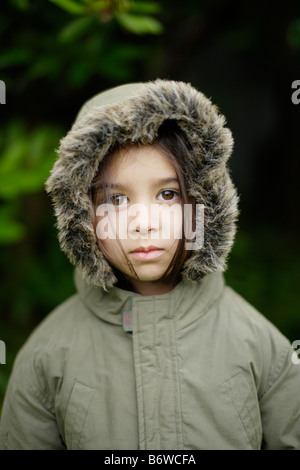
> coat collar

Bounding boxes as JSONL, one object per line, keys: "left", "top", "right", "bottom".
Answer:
{"left": 74, "top": 268, "right": 224, "bottom": 331}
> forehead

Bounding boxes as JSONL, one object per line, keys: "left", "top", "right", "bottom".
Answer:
{"left": 107, "top": 144, "right": 177, "bottom": 179}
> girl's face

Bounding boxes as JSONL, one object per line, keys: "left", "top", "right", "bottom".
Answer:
{"left": 95, "top": 145, "right": 183, "bottom": 291}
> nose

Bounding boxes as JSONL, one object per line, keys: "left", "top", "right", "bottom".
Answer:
{"left": 128, "top": 203, "right": 159, "bottom": 237}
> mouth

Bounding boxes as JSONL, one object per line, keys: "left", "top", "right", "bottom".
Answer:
{"left": 129, "top": 246, "right": 165, "bottom": 261}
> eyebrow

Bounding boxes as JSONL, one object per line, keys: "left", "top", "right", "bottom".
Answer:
{"left": 100, "top": 177, "right": 179, "bottom": 190}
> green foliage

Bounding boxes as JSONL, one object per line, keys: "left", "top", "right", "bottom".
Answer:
{"left": 0, "top": 0, "right": 163, "bottom": 97}
{"left": 115, "top": 12, "right": 163, "bottom": 35}
{"left": 49, "top": 0, "right": 86, "bottom": 15}
{"left": 58, "top": 16, "right": 95, "bottom": 43}
{"left": 225, "top": 228, "right": 300, "bottom": 342}
{"left": 287, "top": 18, "right": 300, "bottom": 50}
{"left": 48, "top": 0, "right": 164, "bottom": 35}
{"left": 0, "top": 121, "right": 62, "bottom": 244}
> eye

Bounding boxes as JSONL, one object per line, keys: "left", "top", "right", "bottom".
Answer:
{"left": 108, "top": 194, "right": 128, "bottom": 206}
{"left": 157, "top": 190, "right": 180, "bottom": 202}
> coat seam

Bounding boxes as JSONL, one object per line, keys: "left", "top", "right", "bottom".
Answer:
{"left": 171, "top": 317, "right": 184, "bottom": 450}
{"left": 167, "top": 313, "right": 177, "bottom": 448}
{"left": 135, "top": 310, "right": 146, "bottom": 450}
{"left": 236, "top": 378, "right": 259, "bottom": 449}
{"left": 260, "top": 343, "right": 290, "bottom": 400}
{"left": 77, "top": 386, "right": 95, "bottom": 450}
{"left": 169, "top": 290, "right": 183, "bottom": 450}
{"left": 225, "top": 377, "right": 254, "bottom": 450}
{"left": 23, "top": 378, "right": 54, "bottom": 414}
{"left": 153, "top": 299, "right": 161, "bottom": 449}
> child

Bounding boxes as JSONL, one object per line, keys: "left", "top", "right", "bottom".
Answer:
{"left": 0, "top": 79, "right": 299, "bottom": 450}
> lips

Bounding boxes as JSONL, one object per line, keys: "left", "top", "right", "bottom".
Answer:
{"left": 130, "top": 246, "right": 162, "bottom": 253}
{"left": 130, "top": 246, "right": 165, "bottom": 261}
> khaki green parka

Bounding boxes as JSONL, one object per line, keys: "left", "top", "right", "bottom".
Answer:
{"left": 0, "top": 269, "right": 299, "bottom": 449}
{"left": 0, "top": 80, "right": 299, "bottom": 449}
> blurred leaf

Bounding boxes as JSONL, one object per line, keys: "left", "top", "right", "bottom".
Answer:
{"left": 0, "top": 205, "right": 26, "bottom": 244}
{"left": 0, "top": 123, "right": 60, "bottom": 199}
{"left": 0, "top": 49, "right": 32, "bottom": 68}
{"left": 58, "top": 16, "right": 94, "bottom": 43}
{"left": 129, "top": 1, "right": 162, "bottom": 15}
{"left": 86, "top": 0, "right": 112, "bottom": 10}
{"left": 67, "top": 61, "right": 94, "bottom": 85}
{"left": 26, "top": 55, "right": 62, "bottom": 81}
{"left": 10, "top": 0, "right": 30, "bottom": 10}
{"left": 115, "top": 12, "right": 163, "bottom": 35}
{"left": 287, "top": 18, "right": 300, "bottom": 50}
{"left": 49, "top": 0, "right": 86, "bottom": 15}
{"left": 0, "top": 120, "right": 62, "bottom": 244}
{"left": 97, "top": 43, "right": 148, "bottom": 80}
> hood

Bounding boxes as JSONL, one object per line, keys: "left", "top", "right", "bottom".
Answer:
{"left": 45, "top": 79, "right": 239, "bottom": 291}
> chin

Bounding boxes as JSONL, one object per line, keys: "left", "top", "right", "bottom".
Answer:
{"left": 137, "top": 275, "right": 163, "bottom": 283}
{"left": 135, "top": 268, "right": 165, "bottom": 282}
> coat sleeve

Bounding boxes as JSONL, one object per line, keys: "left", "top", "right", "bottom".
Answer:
{"left": 259, "top": 340, "right": 300, "bottom": 449}
{"left": 0, "top": 354, "right": 66, "bottom": 450}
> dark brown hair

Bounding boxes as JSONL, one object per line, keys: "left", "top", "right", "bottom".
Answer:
{"left": 90, "top": 120, "right": 195, "bottom": 288}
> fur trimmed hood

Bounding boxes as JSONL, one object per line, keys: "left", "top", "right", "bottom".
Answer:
{"left": 45, "top": 79, "right": 239, "bottom": 291}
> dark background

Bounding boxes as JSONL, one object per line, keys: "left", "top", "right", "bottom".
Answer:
{"left": 1, "top": 0, "right": 300, "bottom": 407}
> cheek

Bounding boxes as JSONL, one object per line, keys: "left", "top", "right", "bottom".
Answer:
{"left": 95, "top": 215, "right": 113, "bottom": 242}
{"left": 160, "top": 204, "right": 183, "bottom": 240}
{"left": 96, "top": 221, "right": 128, "bottom": 270}
{"left": 173, "top": 209, "right": 183, "bottom": 240}
{"left": 95, "top": 209, "right": 129, "bottom": 241}
{"left": 95, "top": 203, "right": 116, "bottom": 241}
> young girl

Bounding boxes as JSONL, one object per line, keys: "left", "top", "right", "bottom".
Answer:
{"left": 0, "top": 79, "right": 299, "bottom": 450}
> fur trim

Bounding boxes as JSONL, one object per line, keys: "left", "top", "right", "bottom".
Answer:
{"left": 45, "top": 79, "right": 239, "bottom": 290}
